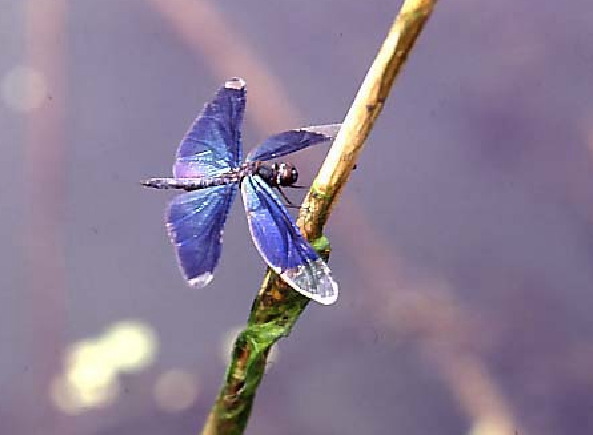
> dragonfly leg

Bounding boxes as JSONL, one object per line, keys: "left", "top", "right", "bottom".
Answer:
{"left": 276, "top": 187, "right": 301, "bottom": 209}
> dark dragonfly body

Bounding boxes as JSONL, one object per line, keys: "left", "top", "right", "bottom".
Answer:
{"left": 142, "top": 161, "right": 298, "bottom": 192}
{"left": 142, "top": 78, "right": 339, "bottom": 305}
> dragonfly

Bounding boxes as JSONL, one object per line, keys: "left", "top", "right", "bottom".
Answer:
{"left": 142, "top": 77, "right": 339, "bottom": 305}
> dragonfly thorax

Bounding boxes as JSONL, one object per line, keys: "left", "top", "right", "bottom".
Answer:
{"left": 256, "top": 162, "right": 298, "bottom": 187}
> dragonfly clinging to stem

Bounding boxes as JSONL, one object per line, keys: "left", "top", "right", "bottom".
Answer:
{"left": 142, "top": 78, "right": 339, "bottom": 305}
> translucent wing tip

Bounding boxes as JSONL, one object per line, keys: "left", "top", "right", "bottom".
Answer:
{"left": 224, "top": 77, "right": 246, "bottom": 90}
{"left": 299, "top": 124, "right": 341, "bottom": 139}
{"left": 187, "top": 272, "right": 214, "bottom": 288}
{"left": 281, "top": 259, "right": 339, "bottom": 305}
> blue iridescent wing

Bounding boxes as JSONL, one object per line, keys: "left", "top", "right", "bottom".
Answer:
{"left": 173, "top": 78, "right": 246, "bottom": 178}
{"left": 166, "top": 184, "right": 237, "bottom": 287}
{"left": 246, "top": 124, "right": 340, "bottom": 162}
{"left": 241, "top": 175, "right": 338, "bottom": 304}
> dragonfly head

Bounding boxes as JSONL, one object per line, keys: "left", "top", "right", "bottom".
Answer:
{"left": 272, "top": 162, "right": 298, "bottom": 187}
{"left": 256, "top": 162, "right": 299, "bottom": 187}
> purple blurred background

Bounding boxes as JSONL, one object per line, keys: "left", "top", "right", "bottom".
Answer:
{"left": 2, "top": 1, "right": 593, "bottom": 434}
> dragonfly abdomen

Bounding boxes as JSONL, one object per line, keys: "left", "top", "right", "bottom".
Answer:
{"left": 141, "top": 164, "right": 258, "bottom": 191}
{"left": 141, "top": 176, "right": 234, "bottom": 190}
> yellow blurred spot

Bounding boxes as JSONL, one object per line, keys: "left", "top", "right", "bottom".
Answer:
{"left": 468, "top": 417, "right": 516, "bottom": 435}
{"left": 102, "top": 320, "right": 158, "bottom": 371}
{"left": 153, "top": 369, "right": 199, "bottom": 412}
{"left": 73, "top": 375, "right": 119, "bottom": 408}
{"left": 1, "top": 65, "right": 47, "bottom": 112}
{"left": 66, "top": 339, "right": 115, "bottom": 387}
{"left": 50, "top": 374, "right": 119, "bottom": 413}
{"left": 51, "top": 319, "right": 158, "bottom": 414}
{"left": 50, "top": 376, "right": 83, "bottom": 416}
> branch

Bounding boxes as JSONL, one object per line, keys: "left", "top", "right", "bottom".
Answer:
{"left": 201, "top": 1, "right": 439, "bottom": 433}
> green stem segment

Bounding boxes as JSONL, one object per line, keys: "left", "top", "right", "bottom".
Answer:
{"left": 201, "top": 271, "right": 311, "bottom": 435}
{"left": 201, "top": 1, "right": 438, "bottom": 433}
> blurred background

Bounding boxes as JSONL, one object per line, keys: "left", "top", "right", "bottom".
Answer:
{"left": 2, "top": 0, "right": 593, "bottom": 434}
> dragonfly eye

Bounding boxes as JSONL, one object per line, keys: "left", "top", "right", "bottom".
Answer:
{"left": 275, "top": 162, "right": 298, "bottom": 186}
